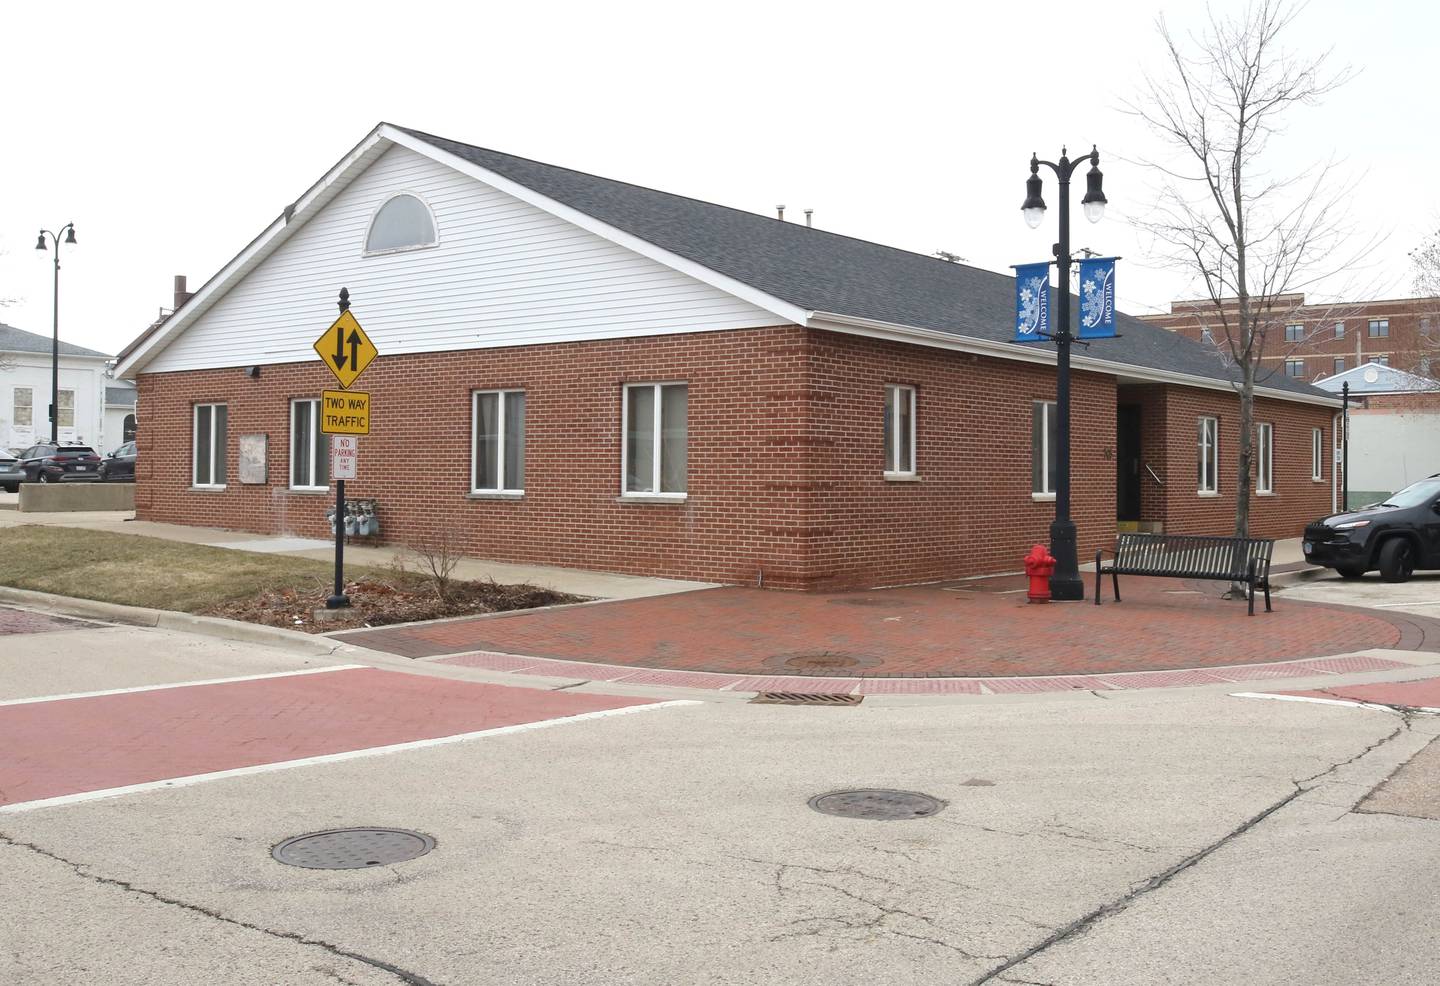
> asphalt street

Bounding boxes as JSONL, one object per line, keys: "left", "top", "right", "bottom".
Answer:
{"left": 2, "top": 607, "right": 1439, "bottom": 985}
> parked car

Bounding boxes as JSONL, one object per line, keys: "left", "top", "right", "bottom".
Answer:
{"left": 99, "top": 441, "right": 137, "bottom": 482}
{"left": 16, "top": 444, "right": 103, "bottom": 484}
{"left": 0, "top": 448, "right": 24, "bottom": 492}
{"left": 1303, "top": 474, "right": 1440, "bottom": 583}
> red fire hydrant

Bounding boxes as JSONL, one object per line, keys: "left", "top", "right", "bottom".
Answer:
{"left": 1024, "top": 544, "right": 1056, "bottom": 604}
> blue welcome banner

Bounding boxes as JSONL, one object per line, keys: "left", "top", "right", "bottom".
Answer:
{"left": 1012, "top": 262, "right": 1050, "bottom": 342}
{"left": 1078, "top": 257, "right": 1118, "bottom": 339}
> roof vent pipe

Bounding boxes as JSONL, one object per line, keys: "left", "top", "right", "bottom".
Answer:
{"left": 776, "top": 205, "right": 786, "bottom": 221}
{"left": 173, "top": 274, "right": 193, "bottom": 311}
{"left": 804, "top": 209, "right": 813, "bottom": 227}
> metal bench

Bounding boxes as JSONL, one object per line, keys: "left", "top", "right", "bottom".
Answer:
{"left": 1095, "top": 533, "right": 1275, "bottom": 615}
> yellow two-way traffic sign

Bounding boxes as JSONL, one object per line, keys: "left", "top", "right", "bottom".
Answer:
{"left": 321, "top": 390, "right": 370, "bottom": 435}
{"left": 313, "top": 309, "right": 378, "bottom": 389}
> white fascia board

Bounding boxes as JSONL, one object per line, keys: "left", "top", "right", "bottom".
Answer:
{"left": 115, "top": 128, "right": 393, "bottom": 379}
{"left": 808, "top": 311, "right": 1344, "bottom": 409}
{"left": 378, "top": 125, "right": 809, "bottom": 329}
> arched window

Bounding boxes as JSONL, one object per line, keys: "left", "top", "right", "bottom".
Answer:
{"left": 123, "top": 414, "right": 137, "bottom": 442}
{"left": 364, "top": 194, "right": 437, "bottom": 253}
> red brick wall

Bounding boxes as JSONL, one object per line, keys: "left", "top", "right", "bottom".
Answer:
{"left": 1144, "top": 386, "right": 1336, "bottom": 539}
{"left": 798, "top": 331, "right": 1116, "bottom": 588}
{"left": 134, "top": 325, "right": 1334, "bottom": 588}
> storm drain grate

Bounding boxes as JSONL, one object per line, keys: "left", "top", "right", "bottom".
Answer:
{"left": 271, "top": 828, "right": 435, "bottom": 869}
{"left": 809, "top": 789, "right": 946, "bottom": 820}
{"left": 750, "top": 692, "right": 863, "bottom": 706}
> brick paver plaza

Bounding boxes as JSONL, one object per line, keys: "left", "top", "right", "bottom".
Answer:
{"left": 339, "top": 576, "right": 1437, "bottom": 680}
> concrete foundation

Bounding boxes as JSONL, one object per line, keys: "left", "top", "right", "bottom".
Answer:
{"left": 18, "top": 483, "right": 135, "bottom": 513}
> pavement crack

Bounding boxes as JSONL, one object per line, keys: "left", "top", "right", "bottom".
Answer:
{"left": 549, "top": 680, "right": 589, "bottom": 691}
{"left": 0, "top": 831, "right": 441, "bottom": 986}
{"left": 963, "top": 718, "right": 1415, "bottom": 986}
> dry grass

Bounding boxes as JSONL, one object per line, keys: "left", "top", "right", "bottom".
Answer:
{"left": 0, "top": 525, "right": 365, "bottom": 613}
{"left": 0, "top": 526, "right": 582, "bottom": 631}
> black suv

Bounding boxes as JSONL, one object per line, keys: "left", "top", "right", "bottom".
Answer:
{"left": 1304, "top": 474, "right": 1440, "bottom": 582}
{"left": 16, "top": 444, "right": 103, "bottom": 483}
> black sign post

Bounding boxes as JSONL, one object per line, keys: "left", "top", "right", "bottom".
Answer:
{"left": 325, "top": 288, "right": 353, "bottom": 610}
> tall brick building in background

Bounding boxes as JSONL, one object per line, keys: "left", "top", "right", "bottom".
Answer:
{"left": 1142, "top": 294, "right": 1440, "bottom": 384}
{"left": 116, "top": 124, "right": 1341, "bottom": 589}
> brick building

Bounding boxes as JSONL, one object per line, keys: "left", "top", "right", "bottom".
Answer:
{"left": 115, "top": 124, "right": 1341, "bottom": 589}
{"left": 1142, "top": 293, "right": 1440, "bottom": 384}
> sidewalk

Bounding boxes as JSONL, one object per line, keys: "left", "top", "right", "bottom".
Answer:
{"left": 0, "top": 507, "right": 714, "bottom": 601}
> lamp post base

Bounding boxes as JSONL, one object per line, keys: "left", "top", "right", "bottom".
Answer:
{"left": 325, "top": 594, "right": 351, "bottom": 610}
{"left": 1047, "top": 518, "right": 1085, "bottom": 601}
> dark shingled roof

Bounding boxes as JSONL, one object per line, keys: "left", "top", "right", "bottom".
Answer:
{"left": 0, "top": 323, "right": 110, "bottom": 358}
{"left": 399, "top": 126, "right": 1332, "bottom": 401}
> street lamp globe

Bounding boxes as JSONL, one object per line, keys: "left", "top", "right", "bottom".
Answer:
{"left": 1021, "top": 171, "right": 1047, "bottom": 229}
{"left": 64, "top": 225, "right": 77, "bottom": 245}
{"left": 34, "top": 232, "right": 46, "bottom": 251}
{"left": 1081, "top": 156, "right": 1107, "bottom": 224}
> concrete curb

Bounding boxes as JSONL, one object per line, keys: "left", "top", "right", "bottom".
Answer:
{"left": 0, "top": 586, "right": 345, "bottom": 658}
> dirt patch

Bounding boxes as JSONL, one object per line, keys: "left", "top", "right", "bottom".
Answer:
{"left": 205, "top": 575, "right": 585, "bottom": 634}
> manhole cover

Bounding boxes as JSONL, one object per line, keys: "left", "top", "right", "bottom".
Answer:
{"left": 787, "top": 654, "right": 859, "bottom": 670}
{"left": 766, "top": 650, "right": 883, "bottom": 673}
{"left": 271, "top": 828, "right": 435, "bottom": 869}
{"left": 808, "top": 789, "right": 946, "bottom": 820}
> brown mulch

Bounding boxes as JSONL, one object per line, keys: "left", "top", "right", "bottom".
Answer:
{"left": 204, "top": 575, "right": 585, "bottom": 634}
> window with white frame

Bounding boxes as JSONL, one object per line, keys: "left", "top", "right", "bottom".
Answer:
{"left": 1285, "top": 359, "right": 1305, "bottom": 378}
{"left": 364, "top": 193, "right": 437, "bottom": 253}
{"left": 472, "top": 390, "right": 525, "bottom": 493}
{"left": 1311, "top": 427, "right": 1323, "bottom": 482}
{"left": 13, "top": 387, "right": 32, "bottom": 427}
{"left": 1284, "top": 324, "right": 1304, "bottom": 342}
{"left": 1334, "top": 321, "right": 1345, "bottom": 339}
{"left": 289, "top": 398, "right": 330, "bottom": 490}
{"left": 1197, "top": 416, "right": 1219, "bottom": 493}
{"left": 1371, "top": 355, "right": 1390, "bottom": 366}
{"left": 57, "top": 389, "right": 74, "bottom": 429}
{"left": 192, "top": 403, "right": 228, "bottom": 488}
{"left": 1032, "top": 400, "right": 1058, "bottom": 496}
{"left": 1256, "top": 422, "right": 1273, "bottom": 494}
{"left": 1333, "top": 357, "right": 1346, "bottom": 375}
{"left": 623, "top": 383, "right": 687, "bottom": 496}
{"left": 883, "top": 384, "right": 917, "bottom": 476}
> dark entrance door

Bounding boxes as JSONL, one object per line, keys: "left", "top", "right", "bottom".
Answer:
{"left": 1116, "top": 404, "right": 1142, "bottom": 522}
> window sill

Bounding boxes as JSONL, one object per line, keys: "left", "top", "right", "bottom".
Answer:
{"left": 189, "top": 485, "right": 227, "bottom": 493}
{"left": 1255, "top": 491, "right": 1275, "bottom": 497}
{"left": 1197, "top": 491, "right": 1220, "bottom": 498}
{"left": 1031, "top": 492, "right": 1056, "bottom": 502}
{"left": 288, "top": 487, "right": 330, "bottom": 495}
{"left": 884, "top": 473, "right": 921, "bottom": 483}
{"left": 618, "top": 494, "right": 688, "bottom": 504}
{"left": 468, "top": 491, "right": 524, "bottom": 500}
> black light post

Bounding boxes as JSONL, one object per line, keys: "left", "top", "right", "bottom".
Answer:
{"left": 1021, "top": 147, "right": 1107, "bottom": 601}
{"left": 35, "top": 223, "right": 78, "bottom": 444}
{"left": 1341, "top": 380, "right": 1350, "bottom": 510}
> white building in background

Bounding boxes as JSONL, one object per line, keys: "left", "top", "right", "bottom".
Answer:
{"left": 0, "top": 323, "right": 135, "bottom": 454}
{"left": 1314, "top": 362, "right": 1440, "bottom": 507}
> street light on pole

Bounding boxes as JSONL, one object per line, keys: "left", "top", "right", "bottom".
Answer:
{"left": 35, "top": 223, "right": 78, "bottom": 444}
{"left": 1021, "top": 146, "right": 1107, "bottom": 601}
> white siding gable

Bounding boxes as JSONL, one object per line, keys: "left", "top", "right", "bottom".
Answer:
{"left": 146, "top": 146, "right": 784, "bottom": 373}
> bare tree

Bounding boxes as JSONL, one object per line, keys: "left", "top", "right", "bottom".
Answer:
{"left": 1128, "top": 0, "right": 1365, "bottom": 558}
{"left": 1409, "top": 229, "right": 1440, "bottom": 377}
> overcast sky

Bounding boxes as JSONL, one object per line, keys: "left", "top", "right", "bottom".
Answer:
{"left": 2, "top": 0, "right": 1434, "bottom": 357}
